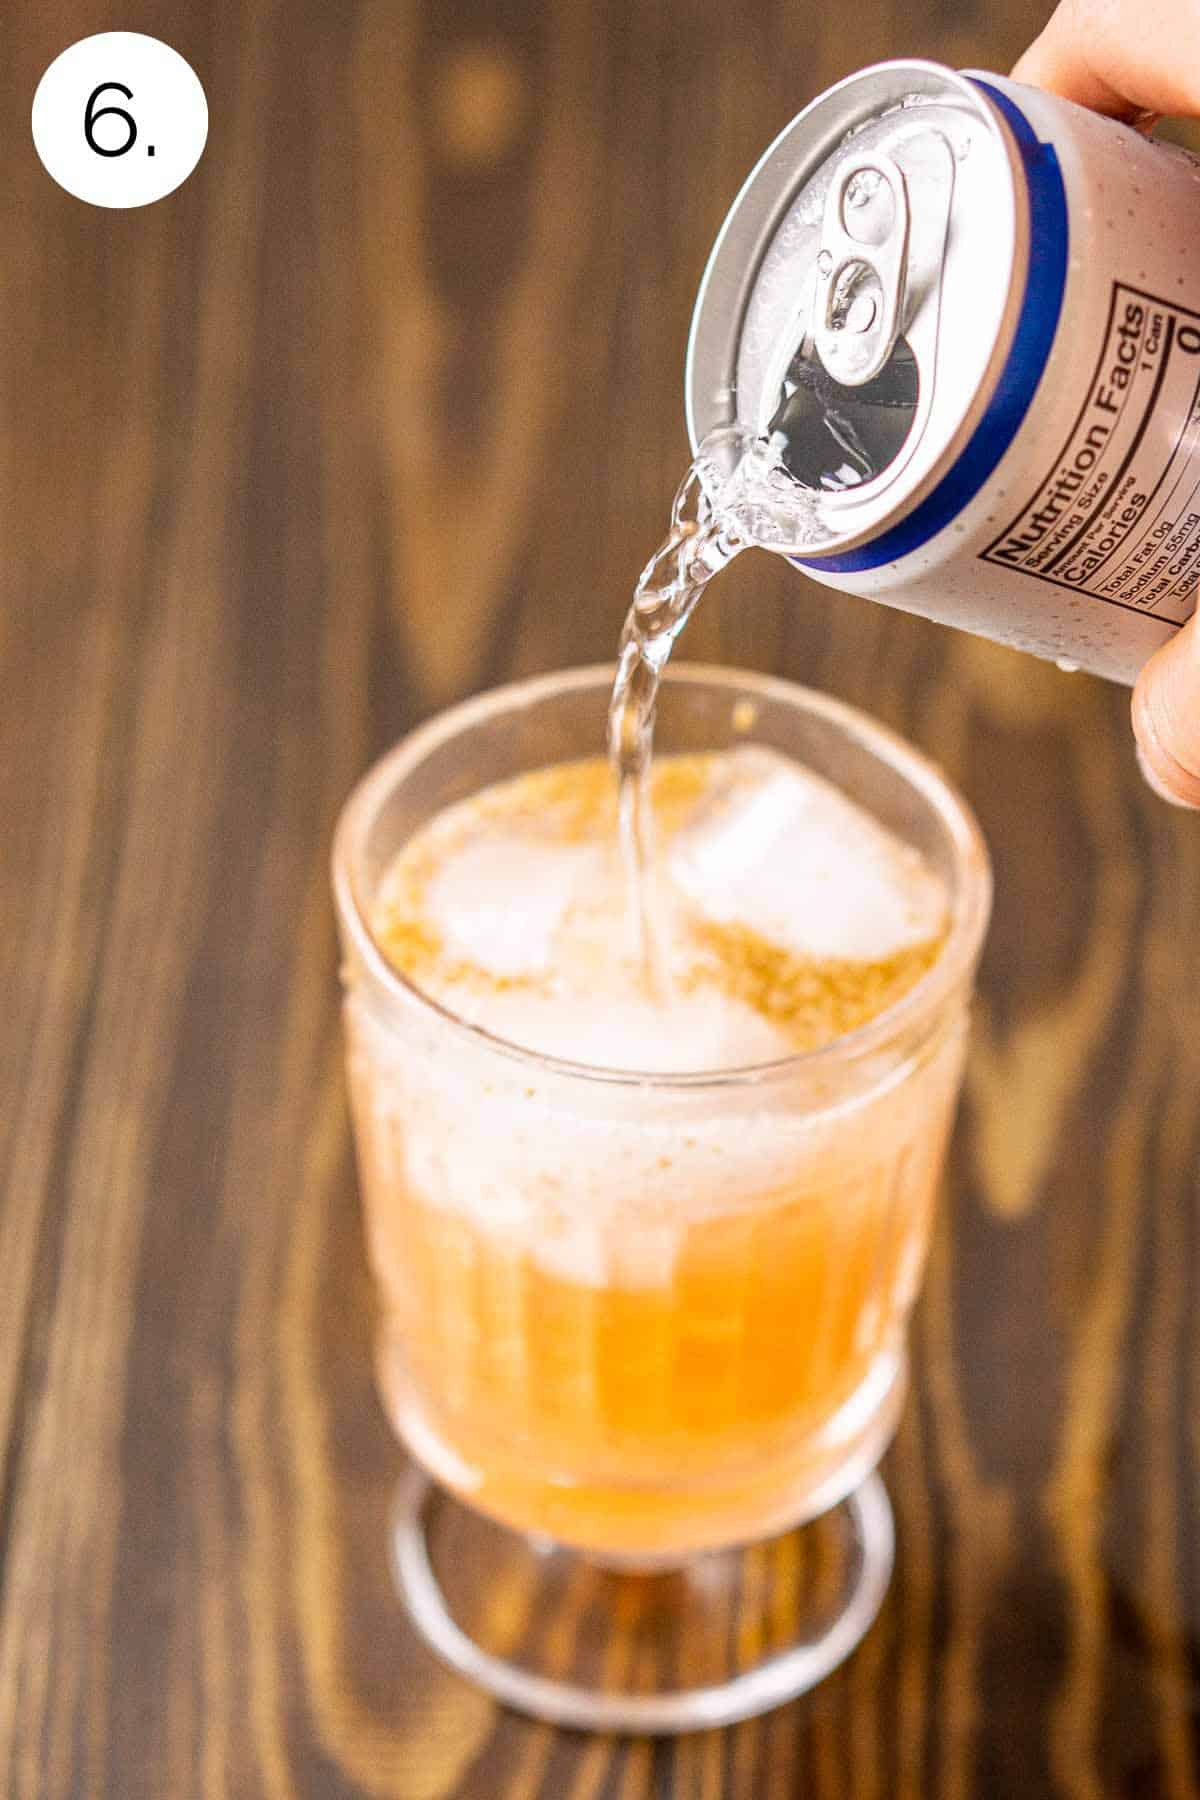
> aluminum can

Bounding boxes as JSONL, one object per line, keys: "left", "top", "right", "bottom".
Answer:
{"left": 686, "top": 60, "right": 1200, "bottom": 682}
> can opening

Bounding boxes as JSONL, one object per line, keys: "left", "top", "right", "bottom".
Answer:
{"left": 768, "top": 335, "right": 920, "bottom": 491}
{"left": 686, "top": 62, "right": 1021, "bottom": 554}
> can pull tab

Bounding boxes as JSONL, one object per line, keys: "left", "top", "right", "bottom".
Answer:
{"left": 811, "top": 153, "right": 910, "bottom": 388}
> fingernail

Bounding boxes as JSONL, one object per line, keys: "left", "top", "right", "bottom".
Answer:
{"left": 1136, "top": 743, "right": 1200, "bottom": 808}
{"left": 1131, "top": 613, "right": 1200, "bottom": 807}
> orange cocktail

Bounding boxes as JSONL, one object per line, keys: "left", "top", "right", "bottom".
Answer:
{"left": 334, "top": 673, "right": 986, "bottom": 1563}
{"left": 347, "top": 1050, "right": 959, "bottom": 1555}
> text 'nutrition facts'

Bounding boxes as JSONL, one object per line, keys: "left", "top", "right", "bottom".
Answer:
{"left": 981, "top": 282, "right": 1200, "bottom": 623}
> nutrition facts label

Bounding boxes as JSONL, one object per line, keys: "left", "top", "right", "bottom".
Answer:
{"left": 980, "top": 282, "right": 1200, "bottom": 621}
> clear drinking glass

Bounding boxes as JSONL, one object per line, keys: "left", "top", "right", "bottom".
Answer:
{"left": 332, "top": 664, "right": 990, "bottom": 1732}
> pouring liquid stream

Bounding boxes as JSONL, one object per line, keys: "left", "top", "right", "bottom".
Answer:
{"left": 606, "top": 466, "right": 740, "bottom": 991}
{"left": 606, "top": 429, "right": 833, "bottom": 993}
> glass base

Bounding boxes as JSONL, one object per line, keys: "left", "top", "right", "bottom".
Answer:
{"left": 390, "top": 1468, "right": 894, "bottom": 1734}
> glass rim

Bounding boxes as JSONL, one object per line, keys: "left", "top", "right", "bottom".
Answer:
{"left": 331, "top": 662, "right": 992, "bottom": 1090}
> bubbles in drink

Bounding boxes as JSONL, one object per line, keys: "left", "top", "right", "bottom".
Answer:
{"left": 372, "top": 748, "right": 946, "bottom": 1073}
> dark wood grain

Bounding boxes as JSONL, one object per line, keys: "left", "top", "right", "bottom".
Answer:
{"left": 4, "top": 0, "right": 1200, "bottom": 1792}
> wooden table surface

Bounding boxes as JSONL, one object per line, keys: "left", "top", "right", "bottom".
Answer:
{"left": 6, "top": 0, "right": 1200, "bottom": 1793}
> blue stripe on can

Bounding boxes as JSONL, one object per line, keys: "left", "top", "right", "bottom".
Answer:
{"left": 795, "top": 79, "right": 1069, "bottom": 574}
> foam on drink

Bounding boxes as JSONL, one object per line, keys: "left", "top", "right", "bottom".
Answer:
{"left": 373, "top": 746, "right": 945, "bottom": 1073}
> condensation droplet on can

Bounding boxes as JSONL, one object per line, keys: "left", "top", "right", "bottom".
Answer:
{"left": 845, "top": 168, "right": 882, "bottom": 209}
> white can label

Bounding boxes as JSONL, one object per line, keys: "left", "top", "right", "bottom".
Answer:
{"left": 980, "top": 282, "right": 1200, "bottom": 622}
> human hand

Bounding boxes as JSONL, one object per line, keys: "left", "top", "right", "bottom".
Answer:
{"left": 1015, "top": 1, "right": 1200, "bottom": 804}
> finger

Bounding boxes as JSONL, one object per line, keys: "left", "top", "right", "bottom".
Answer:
{"left": 1012, "top": 0, "right": 1200, "bottom": 121}
{"left": 1131, "top": 613, "right": 1200, "bottom": 807}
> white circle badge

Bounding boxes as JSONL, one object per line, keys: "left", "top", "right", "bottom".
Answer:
{"left": 32, "top": 33, "right": 208, "bottom": 208}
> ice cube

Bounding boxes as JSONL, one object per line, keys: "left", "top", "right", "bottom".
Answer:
{"left": 425, "top": 835, "right": 600, "bottom": 979}
{"left": 669, "top": 746, "right": 944, "bottom": 960}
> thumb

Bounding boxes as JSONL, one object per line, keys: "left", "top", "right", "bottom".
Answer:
{"left": 1131, "top": 611, "right": 1200, "bottom": 807}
